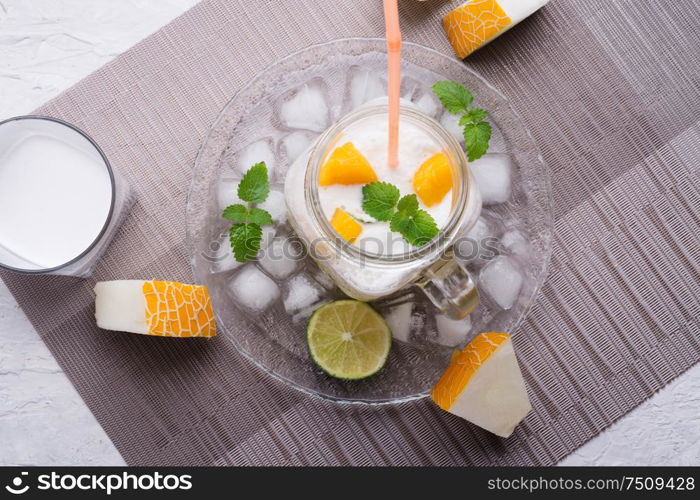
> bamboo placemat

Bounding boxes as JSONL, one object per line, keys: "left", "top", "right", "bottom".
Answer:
{"left": 2, "top": 0, "right": 699, "bottom": 465}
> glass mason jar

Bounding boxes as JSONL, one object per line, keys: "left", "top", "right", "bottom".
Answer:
{"left": 284, "top": 104, "right": 481, "bottom": 319}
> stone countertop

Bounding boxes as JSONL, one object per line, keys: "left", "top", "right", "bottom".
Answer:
{"left": 0, "top": 0, "right": 698, "bottom": 466}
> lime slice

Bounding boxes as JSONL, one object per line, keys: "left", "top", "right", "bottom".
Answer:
{"left": 307, "top": 300, "right": 392, "bottom": 380}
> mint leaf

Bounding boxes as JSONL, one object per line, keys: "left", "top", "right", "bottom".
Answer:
{"left": 459, "top": 108, "right": 488, "bottom": 126}
{"left": 246, "top": 207, "right": 273, "bottom": 226}
{"left": 390, "top": 209, "right": 439, "bottom": 247}
{"left": 362, "top": 182, "right": 400, "bottom": 221}
{"left": 432, "top": 81, "right": 473, "bottom": 114}
{"left": 223, "top": 205, "right": 273, "bottom": 226}
{"left": 433, "top": 80, "right": 492, "bottom": 161}
{"left": 237, "top": 162, "right": 269, "bottom": 204}
{"left": 229, "top": 223, "right": 262, "bottom": 262}
{"left": 397, "top": 194, "right": 419, "bottom": 215}
{"left": 463, "top": 121, "right": 491, "bottom": 161}
{"left": 222, "top": 204, "right": 249, "bottom": 223}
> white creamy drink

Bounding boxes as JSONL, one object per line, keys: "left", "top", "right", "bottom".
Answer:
{"left": 285, "top": 104, "right": 481, "bottom": 302}
{"left": 0, "top": 117, "right": 130, "bottom": 275}
{"left": 0, "top": 135, "right": 111, "bottom": 269}
{"left": 317, "top": 113, "right": 453, "bottom": 256}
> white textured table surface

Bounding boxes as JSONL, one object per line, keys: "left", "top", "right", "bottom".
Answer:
{"left": 0, "top": 0, "right": 698, "bottom": 467}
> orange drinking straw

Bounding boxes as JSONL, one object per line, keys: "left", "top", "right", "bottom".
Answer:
{"left": 383, "top": 0, "right": 401, "bottom": 169}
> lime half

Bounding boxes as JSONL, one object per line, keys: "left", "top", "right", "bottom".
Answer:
{"left": 307, "top": 300, "right": 392, "bottom": 380}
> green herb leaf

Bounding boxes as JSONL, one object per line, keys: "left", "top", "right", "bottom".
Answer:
{"left": 459, "top": 108, "right": 489, "bottom": 126}
{"left": 390, "top": 209, "right": 439, "bottom": 247}
{"left": 396, "top": 194, "right": 419, "bottom": 215}
{"left": 223, "top": 204, "right": 273, "bottom": 226}
{"left": 463, "top": 121, "right": 492, "bottom": 162}
{"left": 362, "top": 182, "right": 400, "bottom": 221}
{"left": 229, "top": 223, "right": 263, "bottom": 262}
{"left": 222, "top": 204, "right": 249, "bottom": 223}
{"left": 433, "top": 80, "right": 492, "bottom": 161}
{"left": 237, "top": 162, "right": 269, "bottom": 204}
{"left": 246, "top": 207, "right": 273, "bottom": 226}
{"left": 432, "top": 81, "right": 473, "bottom": 114}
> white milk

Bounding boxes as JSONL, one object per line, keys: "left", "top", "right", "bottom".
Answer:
{"left": 0, "top": 123, "right": 113, "bottom": 271}
{"left": 318, "top": 114, "right": 453, "bottom": 255}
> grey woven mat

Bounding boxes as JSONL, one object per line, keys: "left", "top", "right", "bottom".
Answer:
{"left": 2, "top": 0, "right": 699, "bottom": 465}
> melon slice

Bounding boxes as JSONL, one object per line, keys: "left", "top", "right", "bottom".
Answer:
{"left": 431, "top": 333, "right": 531, "bottom": 437}
{"left": 94, "top": 280, "right": 216, "bottom": 338}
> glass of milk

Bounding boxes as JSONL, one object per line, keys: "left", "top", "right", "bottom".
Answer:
{"left": 285, "top": 104, "right": 482, "bottom": 318}
{"left": 0, "top": 116, "right": 133, "bottom": 277}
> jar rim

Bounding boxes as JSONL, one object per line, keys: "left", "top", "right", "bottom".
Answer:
{"left": 304, "top": 103, "right": 474, "bottom": 265}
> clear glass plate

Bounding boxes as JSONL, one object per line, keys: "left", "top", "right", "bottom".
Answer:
{"left": 186, "top": 39, "right": 552, "bottom": 404}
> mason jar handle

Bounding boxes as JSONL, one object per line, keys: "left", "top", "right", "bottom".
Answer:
{"left": 416, "top": 250, "right": 479, "bottom": 320}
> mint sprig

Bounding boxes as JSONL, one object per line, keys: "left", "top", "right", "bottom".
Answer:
{"left": 361, "top": 182, "right": 439, "bottom": 246}
{"left": 433, "top": 81, "right": 491, "bottom": 162}
{"left": 361, "top": 182, "right": 400, "bottom": 221}
{"left": 222, "top": 162, "right": 273, "bottom": 262}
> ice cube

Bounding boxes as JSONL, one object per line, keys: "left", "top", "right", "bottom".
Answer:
{"left": 348, "top": 67, "right": 386, "bottom": 109}
{"left": 384, "top": 302, "right": 413, "bottom": 342}
{"left": 470, "top": 153, "right": 512, "bottom": 205}
{"left": 209, "top": 235, "right": 243, "bottom": 274}
{"left": 237, "top": 138, "right": 276, "bottom": 180}
{"left": 501, "top": 229, "right": 530, "bottom": 256}
{"left": 457, "top": 217, "right": 497, "bottom": 261}
{"left": 312, "top": 269, "right": 336, "bottom": 290}
{"left": 283, "top": 274, "right": 323, "bottom": 314}
{"left": 435, "top": 314, "right": 472, "bottom": 347}
{"left": 440, "top": 112, "right": 464, "bottom": 143}
{"left": 217, "top": 178, "right": 242, "bottom": 212}
{"left": 488, "top": 123, "right": 508, "bottom": 153}
{"left": 280, "top": 131, "right": 314, "bottom": 163}
{"left": 259, "top": 237, "right": 302, "bottom": 279}
{"left": 292, "top": 299, "right": 332, "bottom": 324}
{"left": 261, "top": 225, "right": 276, "bottom": 250}
{"left": 415, "top": 93, "right": 440, "bottom": 118}
{"left": 258, "top": 189, "right": 287, "bottom": 225}
{"left": 280, "top": 81, "right": 330, "bottom": 132}
{"left": 228, "top": 264, "right": 280, "bottom": 313}
{"left": 479, "top": 256, "right": 523, "bottom": 310}
{"left": 400, "top": 77, "right": 421, "bottom": 101}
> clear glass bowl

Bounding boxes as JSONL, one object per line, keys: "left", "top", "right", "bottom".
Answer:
{"left": 186, "top": 38, "right": 552, "bottom": 404}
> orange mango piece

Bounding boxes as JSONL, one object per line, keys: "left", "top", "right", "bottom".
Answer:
{"left": 330, "top": 208, "right": 362, "bottom": 243}
{"left": 412, "top": 152, "right": 454, "bottom": 207}
{"left": 319, "top": 142, "right": 378, "bottom": 186}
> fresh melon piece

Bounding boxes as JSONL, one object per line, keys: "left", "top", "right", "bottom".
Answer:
{"left": 330, "top": 208, "right": 363, "bottom": 243}
{"left": 319, "top": 142, "right": 378, "bottom": 186}
{"left": 431, "top": 333, "right": 531, "bottom": 437}
{"left": 94, "top": 280, "right": 216, "bottom": 338}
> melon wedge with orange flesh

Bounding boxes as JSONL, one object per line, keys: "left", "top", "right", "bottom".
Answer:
{"left": 319, "top": 142, "right": 378, "bottom": 186}
{"left": 94, "top": 280, "right": 216, "bottom": 338}
{"left": 431, "top": 333, "right": 531, "bottom": 437}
